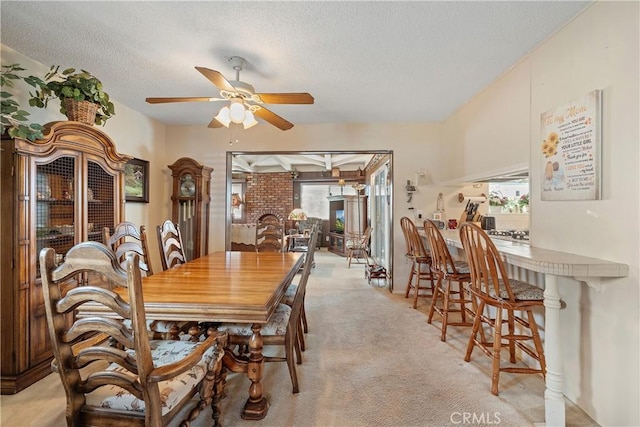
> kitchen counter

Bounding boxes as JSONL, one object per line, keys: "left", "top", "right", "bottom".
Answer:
{"left": 426, "top": 228, "right": 628, "bottom": 426}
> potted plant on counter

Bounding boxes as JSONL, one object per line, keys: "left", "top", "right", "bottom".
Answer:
{"left": 518, "top": 193, "right": 529, "bottom": 213}
{"left": 488, "top": 190, "right": 508, "bottom": 213}
{"left": 29, "top": 65, "right": 115, "bottom": 126}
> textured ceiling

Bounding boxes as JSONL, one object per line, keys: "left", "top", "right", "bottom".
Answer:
{"left": 1, "top": 1, "right": 590, "bottom": 129}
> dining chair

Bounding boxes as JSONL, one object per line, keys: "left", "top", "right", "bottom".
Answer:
{"left": 156, "top": 219, "right": 210, "bottom": 337}
{"left": 459, "top": 223, "right": 546, "bottom": 395}
{"left": 345, "top": 226, "right": 372, "bottom": 268}
{"left": 255, "top": 213, "right": 285, "bottom": 253}
{"left": 423, "top": 219, "right": 475, "bottom": 342}
{"left": 156, "top": 219, "right": 186, "bottom": 270}
{"left": 400, "top": 217, "right": 435, "bottom": 309}
{"left": 217, "top": 233, "right": 315, "bottom": 394}
{"left": 105, "top": 221, "right": 186, "bottom": 340}
{"left": 103, "top": 221, "right": 154, "bottom": 276}
{"left": 297, "top": 216, "right": 323, "bottom": 248}
{"left": 281, "top": 226, "right": 319, "bottom": 350}
{"left": 39, "top": 241, "right": 228, "bottom": 426}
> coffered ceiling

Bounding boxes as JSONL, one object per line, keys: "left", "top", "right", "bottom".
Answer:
{"left": 231, "top": 152, "right": 374, "bottom": 173}
{"left": 1, "top": 1, "right": 590, "bottom": 130}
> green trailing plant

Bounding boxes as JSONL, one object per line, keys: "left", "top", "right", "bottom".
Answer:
{"left": 1, "top": 63, "right": 46, "bottom": 141}
{"left": 29, "top": 66, "right": 115, "bottom": 126}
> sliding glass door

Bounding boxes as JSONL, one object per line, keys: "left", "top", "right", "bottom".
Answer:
{"left": 370, "top": 163, "right": 391, "bottom": 276}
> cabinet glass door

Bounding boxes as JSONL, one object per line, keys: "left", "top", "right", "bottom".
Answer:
{"left": 35, "top": 156, "right": 76, "bottom": 278}
{"left": 87, "top": 160, "right": 116, "bottom": 243}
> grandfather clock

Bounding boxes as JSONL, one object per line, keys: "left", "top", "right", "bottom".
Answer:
{"left": 168, "top": 157, "right": 213, "bottom": 261}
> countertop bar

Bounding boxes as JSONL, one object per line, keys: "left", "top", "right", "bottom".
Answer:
{"left": 438, "top": 230, "right": 629, "bottom": 279}
{"left": 422, "top": 228, "right": 628, "bottom": 426}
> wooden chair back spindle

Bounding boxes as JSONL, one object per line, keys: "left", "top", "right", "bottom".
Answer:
{"left": 103, "top": 221, "right": 154, "bottom": 276}
{"left": 157, "top": 220, "right": 187, "bottom": 270}
{"left": 255, "top": 213, "right": 285, "bottom": 253}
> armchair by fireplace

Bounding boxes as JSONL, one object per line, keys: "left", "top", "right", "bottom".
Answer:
{"left": 297, "top": 217, "right": 323, "bottom": 248}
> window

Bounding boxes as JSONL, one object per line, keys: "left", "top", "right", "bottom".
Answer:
{"left": 231, "top": 181, "right": 246, "bottom": 222}
{"left": 300, "top": 183, "right": 357, "bottom": 219}
{"left": 488, "top": 182, "right": 529, "bottom": 213}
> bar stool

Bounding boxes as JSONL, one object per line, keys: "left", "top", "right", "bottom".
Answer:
{"left": 400, "top": 217, "right": 435, "bottom": 309}
{"left": 423, "top": 219, "right": 475, "bottom": 342}
{"left": 459, "top": 223, "right": 546, "bottom": 395}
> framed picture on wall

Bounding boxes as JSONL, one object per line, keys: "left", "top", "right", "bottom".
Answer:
{"left": 540, "top": 90, "right": 602, "bottom": 201}
{"left": 124, "top": 158, "right": 149, "bottom": 203}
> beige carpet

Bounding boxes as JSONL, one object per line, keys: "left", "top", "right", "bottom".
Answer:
{"left": 0, "top": 249, "right": 597, "bottom": 427}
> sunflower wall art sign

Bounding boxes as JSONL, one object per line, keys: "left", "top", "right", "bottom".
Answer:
{"left": 540, "top": 90, "right": 602, "bottom": 201}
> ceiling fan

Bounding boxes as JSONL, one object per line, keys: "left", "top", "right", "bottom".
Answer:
{"left": 146, "top": 56, "right": 314, "bottom": 131}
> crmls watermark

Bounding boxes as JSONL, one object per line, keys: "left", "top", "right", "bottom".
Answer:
{"left": 450, "top": 412, "right": 502, "bottom": 424}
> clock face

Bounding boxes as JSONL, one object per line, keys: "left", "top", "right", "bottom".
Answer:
{"left": 180, "top": 174, "right": 196, "bottom": 196}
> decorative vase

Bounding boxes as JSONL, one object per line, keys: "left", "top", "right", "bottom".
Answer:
{"left": 63, "top": 99, "right": 98, "bottom": 125}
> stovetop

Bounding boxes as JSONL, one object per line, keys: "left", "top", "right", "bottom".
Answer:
{"left": 487, "top": 229, "right": 530, "bottom": 241}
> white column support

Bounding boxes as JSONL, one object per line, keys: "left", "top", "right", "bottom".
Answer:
{"left": 543, "top": 274, "right": 565, "bottom": 427}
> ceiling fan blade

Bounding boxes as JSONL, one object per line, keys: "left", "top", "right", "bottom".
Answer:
{"left": 146, "top": 97, "right": 217, "bottom": 104}
{"left": 255, "top": 93, "right": 314, "bottom": 104}
{"left": 195, "top": 66, "right": 235, "bottom": 92}
{"left": 207, "top": 118, "right": 224, "bottom": 128}
{"left": 253, "top": 106, "right": 294, "bottom": 131}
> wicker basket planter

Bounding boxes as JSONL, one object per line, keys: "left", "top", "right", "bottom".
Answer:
{"left": 63, "top": 99, "right": 99, "bottom": 125}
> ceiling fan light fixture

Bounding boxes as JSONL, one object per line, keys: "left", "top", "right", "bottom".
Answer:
{"left": 229, "top": 99, "right": 246, "bottom": 124}
{"left": 242, "top": 110, "right": 258, "bottom": 129}
{"left": 215, "top": 106, "right": 231, "bottom": 127}
{"left": 147, "top": 58, "right": 311, "bottom": 131}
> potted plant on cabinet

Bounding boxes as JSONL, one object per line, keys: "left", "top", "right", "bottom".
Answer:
{"left": 29, "top": 65, "right": 115, "bottom": 126}
{"left": 1, "top": 63, "right": 46, "bottom": 141}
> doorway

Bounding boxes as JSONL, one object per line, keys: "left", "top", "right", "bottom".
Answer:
{"left": 224, "top": 150, "right": 394, "bottom": 286}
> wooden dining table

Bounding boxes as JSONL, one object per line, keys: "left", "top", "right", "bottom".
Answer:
{"left": 79, "top": 250, "right": 304, "bottom": 420}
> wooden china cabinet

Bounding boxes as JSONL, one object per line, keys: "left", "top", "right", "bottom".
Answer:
{"left": 0, "top": 121, "right": 130, "bottom": 394}
{"left": 168, "top": 157, "right": 212, "bottom": 261}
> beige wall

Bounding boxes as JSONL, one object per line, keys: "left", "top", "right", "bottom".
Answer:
{"left": 2, "top": 1, "right": 638, "bottom": 423}
{"left": 441, "top": 2, "right": 639, "bottom": 425}
{"left": 441, "top": 59, "right": 532, "bottom": 181}
{"left": 530, "top": 3, "right": 639, "bottom": 424}
{"left": 164, "top": 123, "right": 443, "bottom": 286}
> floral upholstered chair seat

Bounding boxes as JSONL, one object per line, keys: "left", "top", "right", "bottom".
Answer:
{"left": 85, "top": 340, "right": 222, "bottom": 414}
{"left": 282, "top": 283, "right": 298, "bottom": 306}
{"left": 446, "top": 260, "right": 471, "bottom": 275}
{"left": 490, "top": 279, "right": 545, "bottom": 301}
{"left": 218, "top": 303, "right": 291, "bottom": 337}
